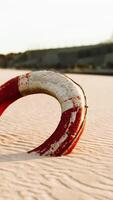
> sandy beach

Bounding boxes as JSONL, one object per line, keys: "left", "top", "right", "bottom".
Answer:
{"left": 0, "top": 69, "right": 113, "bottom": 200}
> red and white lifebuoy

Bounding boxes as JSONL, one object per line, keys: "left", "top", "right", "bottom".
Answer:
{"left": 0, "top": 71, "right": 87, "bottom": 156}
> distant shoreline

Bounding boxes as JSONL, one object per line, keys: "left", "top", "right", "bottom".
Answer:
{"left": 1, "top": 67, "right": 113, "bottom": 76}
{"left": 0, "top": 42, "right": 113, "bottom": 74}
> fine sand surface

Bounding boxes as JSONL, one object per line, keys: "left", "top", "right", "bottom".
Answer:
{"left": 0, "top": 69, "right": 113, "bottom": 200}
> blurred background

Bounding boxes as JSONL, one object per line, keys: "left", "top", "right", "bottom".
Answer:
{"left": 0, "top": 0, "right": 113, "bottom": 74}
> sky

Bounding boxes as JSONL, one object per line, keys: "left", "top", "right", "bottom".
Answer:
{"left": 0, "top": 0, "right": 113, "bottom": 54}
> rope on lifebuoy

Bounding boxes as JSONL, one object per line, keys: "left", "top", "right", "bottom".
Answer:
{"left": 0, "top": 71, "right": 87, "bottom": 156}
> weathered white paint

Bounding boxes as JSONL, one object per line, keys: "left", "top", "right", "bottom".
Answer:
{"left": 61, "top": 99, "right": 73, "bottom": 112}
{"left": 70, "top": 111, "right": 77, "bottom": 123}
{"left": 43, "top": 133, "right": 68, "bottom": 156}
{"left": 18, "top": 74, "right": 30, "bottom": 95}
{"left": 18, "top": 71, "right": 85, "bottom": 112}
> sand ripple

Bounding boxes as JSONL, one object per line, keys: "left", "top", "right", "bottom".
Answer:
{"left": 0, "top": 69, "right": 113, "bottom": 200}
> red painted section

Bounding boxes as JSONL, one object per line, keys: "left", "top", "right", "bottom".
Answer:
{"left": 28, "top": 102, "right": 86, "bottom": 156}
{"left": 0, "top": 76, "right": 21, "bottom": 116}
{"left": 53, "top": 107, "right": 84, "bottom": 156}
{"left": 28, "top": 108, "right": 73, "bottom": 155}
{"left": 63, "top": 112, "right": 86, "bottom": 155}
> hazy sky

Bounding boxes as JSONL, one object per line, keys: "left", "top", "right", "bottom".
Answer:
{"left": 0, "top": 0, "right": 113, "bottom": 54}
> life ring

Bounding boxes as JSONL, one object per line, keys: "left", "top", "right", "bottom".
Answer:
{"left": 0, "top": 71, "right": 87, "bottom": 156}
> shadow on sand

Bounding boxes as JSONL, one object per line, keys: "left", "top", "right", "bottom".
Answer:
{"left": 0, "top": 152, "right": 42, "bottom": 162}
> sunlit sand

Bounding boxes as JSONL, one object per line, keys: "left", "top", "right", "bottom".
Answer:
{"left": 0, "top": 69, "right": 113, "bottom": 200}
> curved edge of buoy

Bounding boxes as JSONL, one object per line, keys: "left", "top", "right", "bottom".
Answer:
{"left": 0, "top": 70, "right": 87, "bottom": 156}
